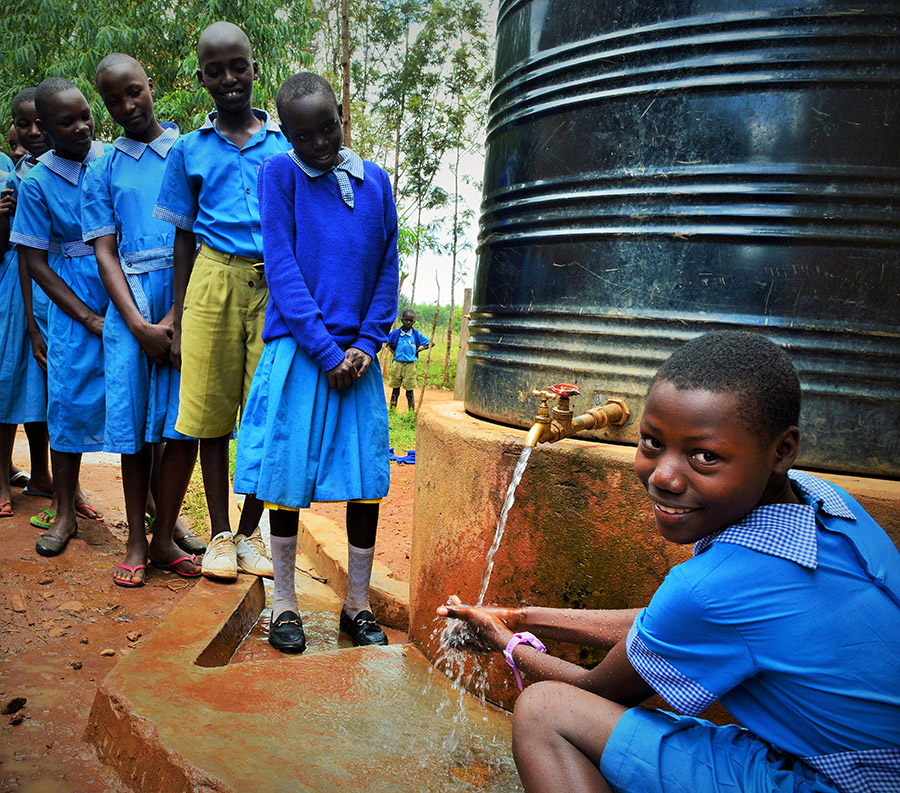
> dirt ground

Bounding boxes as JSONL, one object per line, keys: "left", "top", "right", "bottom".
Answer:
{"left": 0, "top": 387, "right": 454, "bottom": 792}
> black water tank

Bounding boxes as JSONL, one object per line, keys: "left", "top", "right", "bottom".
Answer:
{"left": 466, "top": 0, "right": 900, "bottom": 476}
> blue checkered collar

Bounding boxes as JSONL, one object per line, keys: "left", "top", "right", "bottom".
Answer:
{"left": 38, "top": 140, "right": 105, "bottom": 185}
{"left": 199, "top": 108, "right": 280, "bottom": 135}
{"left": 14, "top": 153, "right": 39, "bottom": 180}
{"left": 693, "top": 470, "right": 856, "bottom": 569}
{"left": 113, "top": 123, "right": 178, "bottom": 160}
{"left": 289, "top": 147, "right": 364, "bottom": 208}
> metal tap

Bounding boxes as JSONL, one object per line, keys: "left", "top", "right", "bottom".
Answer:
{"left": 524, "top": 384, "right": 630, "bottom": 447}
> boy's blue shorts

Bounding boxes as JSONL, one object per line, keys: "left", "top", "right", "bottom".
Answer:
{"left": 600, "top": 708, "right": 840, "bottom": 793}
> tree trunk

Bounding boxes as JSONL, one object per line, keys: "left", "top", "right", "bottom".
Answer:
{"left": 442, "top": 142, "right": 462, "bottom": 387}
{"left": 340, "top": 0, "right": 352, "bottom": 147}
{"left": 416, "top": 284, "right": 441, "bottom": 416}
{"left": 409, "top": 204, "right": 423, "bottom": 306}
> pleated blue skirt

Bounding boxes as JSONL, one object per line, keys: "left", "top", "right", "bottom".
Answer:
{"left": 103, "top": 267, "right": 191, "bottom": 453}
{"left": 234, "top": 335, "right": 390, "bottom": 509}
{"left": 0, "top": 247, "right": 46, "bottom": 423}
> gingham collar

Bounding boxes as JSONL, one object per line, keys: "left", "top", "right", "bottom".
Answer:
{"left": 113, "top": 123, "right": 178, "bottom": 160}
{"left": 199, "top": 108, "right": 279, "bottom": 134}
{"left": 289, "top": 147, "right": 363, "bottom": 180}
{"left": 693, "top": 471, "right": 856, "bottom": 569}
{"left": 37, "top": 140, "right": 105, "bottom": 185}
{"left": 14, "top": 153, "right": 39, "bottom": 179}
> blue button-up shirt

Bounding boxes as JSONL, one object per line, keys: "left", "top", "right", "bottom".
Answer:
{"left": 627, "top": 470, "right": 900, "bottom": 793}
{"left": 153, "top": 110, "right": 289, "bottom": 259}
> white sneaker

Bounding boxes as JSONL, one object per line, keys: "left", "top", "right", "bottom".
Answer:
{"left": 235, "top": 527, "right": 274, "bottom": 578}
{"left": 201, "top": 532, "right": 238, "bottom": 581}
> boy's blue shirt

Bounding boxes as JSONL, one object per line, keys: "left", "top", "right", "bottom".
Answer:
{"left": 82, "top": 124, "right": 179, "bottom": 266}
{"left": 153, "top": 110, "right": 289, "bottom": 260}
{"left": 10, "top": 142, "right": 109, "bottom": 255}
{"left": 388, "top": 327, "right": 429, "bottom": 362}
{"left": 0, "top": 151, "right": 13, "bottom": 175}
{"left": 627, "top": 470, "right": 900, "bottom": 789}
{"left": 5, "top": 153, "right": 40, "bottom": 197}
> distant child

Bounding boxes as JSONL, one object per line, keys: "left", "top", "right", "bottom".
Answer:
{"left": 440, "top": 330, "right": 900, "bottom": 793}
{"left": 83, "top": 53, "right": 204, "bottom": 586}
{"left": 154, "top": 21, "right": 285, "bottom": 581}
{"left": 387, "top": 309, "right": 431, "bottom": 412}
{"left": 7, "top": 125, "right": 27, "bottom": 165}
{"left": 9, "top": 78, "right": 110, "bottom": 555}
{"left": 233, "top": 72, "right": 399, "bottom": 653}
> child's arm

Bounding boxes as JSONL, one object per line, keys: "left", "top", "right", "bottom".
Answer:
{"left": 170, "top": 226, "right": 196, "bottom": 370}
{"left": 93, "top": 236, "right": 171, "bottom": 362}
{"left": 0, "top": 187, "right": 15, "bottom": 254}
{"left": 17, "top": 250, "right": 46, "bottom": 370}
{"left": 258, "top": 159, "right": 347, "bottom": 376}
{"left": 23, "top": 246, "right": 104, "bottom": 335}
{"left": 352, "top": 167, "right": 400, "bottom": 360}
{"left": 440, "top": 599, "right": 653, "bottom": 705}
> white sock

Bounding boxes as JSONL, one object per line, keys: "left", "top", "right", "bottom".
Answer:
{"left": 270, "top": 534, "right": 299, "bottom": 619}
{"left": 344, "top": 543, "right": 375, "bottom": 617}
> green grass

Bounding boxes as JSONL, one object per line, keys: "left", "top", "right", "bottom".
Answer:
{"left": 389, "top": 409, "right": 418, "bottom": 453}
{"left": 415, "top": 325, "right": 460, "bottom": 391}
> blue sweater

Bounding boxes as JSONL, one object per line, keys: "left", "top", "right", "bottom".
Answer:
{"left": 257, "top": 152, "right": 399, "bottom": 372}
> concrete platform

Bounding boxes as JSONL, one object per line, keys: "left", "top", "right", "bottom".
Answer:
{"left": 85, "top": 519, "right": 519, "bottom": 793}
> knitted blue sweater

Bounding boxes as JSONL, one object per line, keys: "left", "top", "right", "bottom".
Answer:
{"left": 257, "top": 151, "right": 399, "bottom": 372}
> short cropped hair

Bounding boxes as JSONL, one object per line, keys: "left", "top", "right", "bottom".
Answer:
{"left": 11, "top": 87, "right": 38, "bottom": 118}
{"left": 95, "top": 53, "right": 145, "bottom": 84}
{"left": 651, "top": 330, "right": 801, "bottom": 440}
{"left": 34, "top": 77, "right": 77, "bottom": 120}
{"left": 276, "top": 72, "right": 338, "bottom": 122}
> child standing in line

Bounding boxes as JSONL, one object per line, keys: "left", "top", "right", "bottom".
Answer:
{"left": 387, "top": 308, "right": 431, "bottom": 412}
{"left": 234, "top": 72, "right": 399, "bottom": 653}
{"left": 0, "top": 95, "right": 52, "bottom": 517}
{"left": 7, "top": 125, "right": 27, "bottom": 165}
{"left": 440, "top": 331, "right": 900, "bottom": 793}
{"left": 10, "top": 78, "right": 110, "bottom": 556}
{"left": 83, "top": 53, "right": 204, "bottom": 587}
{"left": 154, "top": 21, "right": 282, "bottom": 582}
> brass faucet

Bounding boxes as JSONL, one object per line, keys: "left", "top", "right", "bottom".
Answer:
{"left": 524, "top": 384, "right": 630, "bottom": 446}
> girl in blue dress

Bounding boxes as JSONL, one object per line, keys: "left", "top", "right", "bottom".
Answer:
{"left": 10, "top": 78, "right": 110, "bottom": 555}
{"left": 234, "top": 72, "right": 399, "bottom": 653}
{"left": 0, "top": 88, "right": 54, "bottom": 518}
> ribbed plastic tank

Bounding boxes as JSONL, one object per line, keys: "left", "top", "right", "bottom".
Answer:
{"left": 465, "top": 0, "right": 900, "bottom": 476}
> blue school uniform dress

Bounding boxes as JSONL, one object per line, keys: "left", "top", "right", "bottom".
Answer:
{"left": 5, "top": 156, "right": 52, "bottom": 343}
{"left": 233, "top": 148, "right": 399, "bottom": 509}
{"left": 601, "top": 471, "right": 900, "bottom": 793}
{"left": 10, "top": 142, "right": 110, "bottom": 452}
{"left": 0, "top": 159, "right": 47, "bottom": 423}
{"left": 81, "top": 125, "right": 191, "bottom": 454}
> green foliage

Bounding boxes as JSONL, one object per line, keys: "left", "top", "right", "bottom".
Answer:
{"left": 0, "top": 0, "right": 317, "bottom": 139}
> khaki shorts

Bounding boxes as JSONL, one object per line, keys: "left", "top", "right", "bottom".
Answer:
{"left": 388, "top": 359, "right": 418, "bottom": 390}
{"left": 175, "top": 243, "right": 268, "bottom": 438}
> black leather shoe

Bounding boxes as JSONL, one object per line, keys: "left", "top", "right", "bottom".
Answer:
{"left": 269, "top": 611, "right": 306, "bottom": 653}
{"left": 339, "top": 609, "right": 388, "bottom": 646}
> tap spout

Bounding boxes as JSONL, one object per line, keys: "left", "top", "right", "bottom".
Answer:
{"left": 524, "top": 387, "right": 630, "bottom": 446}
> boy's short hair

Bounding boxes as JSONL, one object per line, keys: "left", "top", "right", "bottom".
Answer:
{"left": 276, "top": 72, "right": 338, "bottom": 123}
{"left": 34, "top": 77, "right": 77, "bottom": 120}
{"left": 652, "top": 330, "right": 801, "bottom": 440}
{"left": 95, "top": 53, "right": 145, "bottom": 84}
{"left": 11, "top": 87, "right": 38, "bottom": 117}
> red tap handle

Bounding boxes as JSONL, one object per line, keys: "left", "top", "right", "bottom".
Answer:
{"left": 548, "top": 383, "right": 580, "bottom": 397}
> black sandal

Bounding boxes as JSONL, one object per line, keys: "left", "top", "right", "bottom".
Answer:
{"left": 35, "top": 527, "right": 77, "bottom": 557}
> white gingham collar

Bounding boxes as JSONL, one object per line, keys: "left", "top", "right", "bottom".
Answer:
{"left": 693, "top": 471, "right": 855, "bottom": 569}
{"left": 289, "top": 147, "right": 363, "bottom": 208}
{"left": 37, "top": 140, "right": 105, "bottom": 185}
{"left": 113, "top": 123, "right": 178, "bottom": 160}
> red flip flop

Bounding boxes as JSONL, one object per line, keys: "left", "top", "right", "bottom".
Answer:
{"left": 114, "top": 563, "right": 146, "bottom": 588}
{"left": 0, "top": 500, "right": 13, "bottom": 518}
{"left": 150, "top": 554, "right": 201, "bottom": 578}
{"left": 75, "top": 503, "right": 104, "bottom": 521}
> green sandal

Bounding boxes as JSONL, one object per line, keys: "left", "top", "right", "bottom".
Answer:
{"left": 30, "top": 509, "right": 57, "bottom": 530}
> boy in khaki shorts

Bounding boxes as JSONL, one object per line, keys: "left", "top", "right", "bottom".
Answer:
{"left": 387, "top": 309, "right": 431, "bottom": 412}
{"left": 154, "top": 21, "right": 290, "bottom": 580}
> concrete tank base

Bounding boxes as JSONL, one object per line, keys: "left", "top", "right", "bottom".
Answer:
{"left": 410, "top": 401, "right": 900, "bottom": 712}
